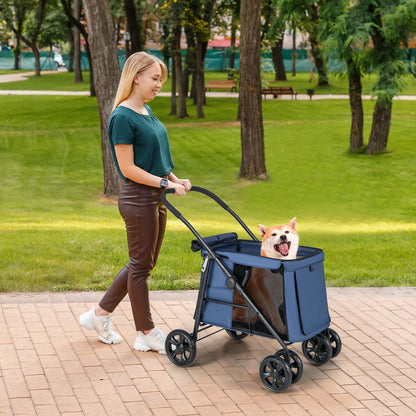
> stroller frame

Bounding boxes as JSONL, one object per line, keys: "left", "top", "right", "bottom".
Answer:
{"left": 161, "top": 186, "right": 341, "bottom": 392}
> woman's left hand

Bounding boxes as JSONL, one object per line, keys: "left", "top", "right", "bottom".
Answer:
{"left": 176, "top": 178, "right": 192, "bottom": 192}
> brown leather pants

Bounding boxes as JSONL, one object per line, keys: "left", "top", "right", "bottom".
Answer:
{"left": 99, "top": 180, "right": 167, "bottom": 331}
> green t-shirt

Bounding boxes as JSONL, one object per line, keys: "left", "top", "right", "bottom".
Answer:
{"left": 108, "top": 105, "right": 174, "bottom": 180}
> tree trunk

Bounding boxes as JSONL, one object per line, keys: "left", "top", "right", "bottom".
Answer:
{"left": 73, "top": 0, "right": 83, "bottom": 83}
{"left": 366, "top": 100, "right": 392, "bottom": 155}
{"left": 170, "top": 59, "right": 177, "bottom": 116}
{"left": 124, "top": 0, "right": 140, "bottom": 55}
{"left": 32, "top": 45, "right": 41, "bottom": 76}
{"left": 14, "top": 41, "right": 21, "bottom": 70}
{"left": 291, "top": 26, "right": 296, "bottom": 76}
{"left": 83, "top": 0, "right": 121, "bottom": 196}
{"left": 238, "top": 0, "right": 267, "bottom": 180}
{"left": 172, "top": 24, "right": 188, "bottom": 119}
{"left": 348, "top": 59, "right": 363, "bottom": 151}
{"left": 309, "top": 37, "right": 328, "bottom": 86}
{"left": 194, "top": 40, "right": 205, "bottom": 118}
{"left": 271, "top": 37, "right": 286, "bottom": 81}
{"left": 229, "top": 13, "right": 237, "bottom": 69}
{"left": 308, "top": 4, "right": 328, "bottom": 86}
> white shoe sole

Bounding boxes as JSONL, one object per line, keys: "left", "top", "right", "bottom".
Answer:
{"left": 99, "top": 335, "right": 121, "bottom": 345}
{"left": 133, "top": 342, "right": 151, "bottom": 352}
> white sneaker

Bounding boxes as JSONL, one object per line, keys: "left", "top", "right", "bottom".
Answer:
{"left": 134, "top": 327, "right": 166, "bottom": 354}
{"left": 79, "top": 307, "right": 122, "bottom": 345}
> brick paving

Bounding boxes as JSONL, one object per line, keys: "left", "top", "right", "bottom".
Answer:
{"left": 0, "top": 288, "right": 415, "bottom": 415}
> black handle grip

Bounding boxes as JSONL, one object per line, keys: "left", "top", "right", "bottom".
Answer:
{"left": 161, "top": 186, "right": 231, "bottom": 219}
{"left": 161, "top": 186, "right": 258, "bottom": 241}
{"left": 161, "top": 188, "right": 180, "bottom": 217}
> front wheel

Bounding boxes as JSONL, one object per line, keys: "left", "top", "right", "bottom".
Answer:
{"left": 274, "top": 349, "right": 303, "bottom": 384}
{"left": 259, "top": 355, "right": 292, "bottom": 392}
{"left": 165, "top": 329, "right": 196, "bottom": 367}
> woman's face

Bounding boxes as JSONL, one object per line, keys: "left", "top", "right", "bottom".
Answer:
{"left": 135, "top": 62, "right": 163, "bottom": 103}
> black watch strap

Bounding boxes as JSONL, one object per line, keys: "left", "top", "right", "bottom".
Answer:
{"left": 160, "top": 178, "right": 168, "bottom": 189}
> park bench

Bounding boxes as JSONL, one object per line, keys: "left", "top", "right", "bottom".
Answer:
{"left": 261, "top": 86, "right": 298, "bottom": 100}
{"left": 205, "top": 80, "right": 237, "bottom": 92}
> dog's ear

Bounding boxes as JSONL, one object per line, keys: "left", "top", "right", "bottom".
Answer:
{"left": 289, "top": 217, "right": 297, "bottom": 230}
{"left": 258, "top": 224, "right": 267, "bottom": 237}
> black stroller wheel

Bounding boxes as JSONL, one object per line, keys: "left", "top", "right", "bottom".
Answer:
{"left": 165, "top": 329, "right": 196, "bottom": 367}
{"left": 325, "top": 328, "right": 342, "bottom": 358}
{"left": 302, "top": 334, "right": 332, "bottom": 365}
{"left": 259, "top": 355, "right": 292, "bottom": 392}
{"left": 274, "top": 349, "right": 303, "bottom": 384}
{"left": 225, "top": 329, "right": 249, "bottom": 340}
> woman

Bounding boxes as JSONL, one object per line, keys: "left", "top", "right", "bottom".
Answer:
{"left": 79, "top": 52, "right": 191, "bottom": 354}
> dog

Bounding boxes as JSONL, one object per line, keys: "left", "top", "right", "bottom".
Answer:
{"left": 231, "top": 218, "right": 299, "bottom": 336}
{"left": 258, "top": 217, "right": 299, "bottom": 260}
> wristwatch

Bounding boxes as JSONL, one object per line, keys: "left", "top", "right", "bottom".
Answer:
{"left": 160, "top": 178, "right": 168, "bottom": 189}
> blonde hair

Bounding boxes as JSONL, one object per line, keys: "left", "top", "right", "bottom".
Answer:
{"left": 112, "top": 51, "right": 168, "bottom": 111}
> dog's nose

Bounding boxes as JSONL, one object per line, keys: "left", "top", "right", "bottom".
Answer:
{"left": 280, "top": 234, "right": 286, "bottom": 241}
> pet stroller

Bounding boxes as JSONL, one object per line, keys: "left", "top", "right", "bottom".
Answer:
{"left": 161, "top": 187, "right": 341, "bottom": 392}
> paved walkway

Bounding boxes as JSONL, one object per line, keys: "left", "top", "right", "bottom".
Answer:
{"left": 1, "top": 71, "right": 416, "bottom": 101}
{"left": 1, "top": 288, "right": 415, "bottom": 416}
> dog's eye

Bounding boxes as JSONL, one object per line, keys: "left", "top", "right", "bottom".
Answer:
{"left": 272, "top": 233, "right": 277, "bottom": 236}
{"left": 285, "top": 231, "right": 289, "bottom": 234}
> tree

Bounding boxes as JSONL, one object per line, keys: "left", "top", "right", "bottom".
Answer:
{"left": 158, "top": 0, "right": 189, "bottom": 118}
{"left": 124, "top": 0, "right": 139, "bottom": 56}
{"left": 365, "top": 0, "right": 416, "bottom": 154}
{"left": 279, "top": 0, "right": 331, "bottom": 86}
{"left": 72, "top": 0, "right": 83, "bottom": 83}
{"left": 325, "top": 0, "right": 365, "bottom": 151}
{"left": 216, "top": 0, "right": 240, "bottom": 70}
{"left": 187, "top": 0, "right": 217, "bottom": 118}
{"left": 0, "top": 0, "right": 47, "bottom": 76}
{"left": 0, "top": 0, "right": 25, "bottom": 69}
{"left": 61, "top": 0, "right": 95, "bottom": 95}
{"left": 238, "top": 0, "right": 267, "bottom": 180}
{"left": 83, "top": 0, "right": 121, "bottom": 196}
{"left": 326, "top": 0, "right": 416, "bottom": 154}
{"left": 263, "top": 0, "right": 287, "bottom": 81}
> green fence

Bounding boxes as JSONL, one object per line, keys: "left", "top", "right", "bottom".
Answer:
{"left": 1, "top": 47, "right": 415, "bottom": 73}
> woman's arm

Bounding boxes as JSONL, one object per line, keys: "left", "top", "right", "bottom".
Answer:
{"left": 115, "top": 144, "right": 188, "bottom": 195}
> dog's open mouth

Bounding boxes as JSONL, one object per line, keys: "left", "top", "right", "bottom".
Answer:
{"left": 274, "top": 242, "right": 291, "bottom": 257}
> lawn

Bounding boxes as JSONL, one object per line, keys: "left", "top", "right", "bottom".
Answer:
{"left": 1, "top": 69, "right": 416, "bottom": 95}
{"left": 0, "top": 93, "right": 415, "bottom": 292}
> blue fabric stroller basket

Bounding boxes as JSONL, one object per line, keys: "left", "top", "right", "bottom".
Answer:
{"left": 199, "top": 237, "right": 331, "bottom": 343}
{"left": 161, "top": 186, "right": 341, "bottom": 393}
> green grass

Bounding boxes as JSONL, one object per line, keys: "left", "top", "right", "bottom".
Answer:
{"left": 0, "top": 94, "right": 415, "bottom": 292}
{"left": 1, "top": 69, "right": 416, "bottom": 95}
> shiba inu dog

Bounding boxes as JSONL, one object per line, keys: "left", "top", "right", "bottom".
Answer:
{"left": 258, "top": 217, "right": 299, "bottom": 260}
{"left": 231, "top": 219, "right": 299, "bottom": 336}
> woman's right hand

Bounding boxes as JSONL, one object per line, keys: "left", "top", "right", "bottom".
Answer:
{"left": 170, "top": 182, "right": 187, "bottom": 196}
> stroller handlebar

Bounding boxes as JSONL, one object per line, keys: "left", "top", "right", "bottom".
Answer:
{"left": 161, "top": 186, "right": 258, "bottom": 242}
{"left": 161, "top": 186, "right": 230, "bottom": 218}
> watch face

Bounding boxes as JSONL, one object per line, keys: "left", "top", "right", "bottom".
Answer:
{"left": 160, "top": 178, "right": 168, "bottom": 189}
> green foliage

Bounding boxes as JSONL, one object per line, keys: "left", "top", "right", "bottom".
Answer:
{"left": 0, "top": 94, "right": 415, "bottom": 291}
{"left": 326, "top": 0, "right": 416, "bottom": 104}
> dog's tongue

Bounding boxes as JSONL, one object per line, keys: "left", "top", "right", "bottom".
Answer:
{"left": 278, "top": 243, "right": 290, "bottom": 255}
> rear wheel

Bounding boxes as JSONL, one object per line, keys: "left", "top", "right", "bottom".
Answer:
{"left": 326, "top": 328, "right": 342, "bottom": 358}
{"left": 225, "top": 329, "right": 249, "bottom": 340}
{"left": 302, "top": 334, "right": 332, "bottom": 365}
{"left": 165, "top": 329, "right": 196, "bottom": 367}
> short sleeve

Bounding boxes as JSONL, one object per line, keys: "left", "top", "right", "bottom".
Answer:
{"left": 108, "top": 113, "right": 134, "bottom": 145}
